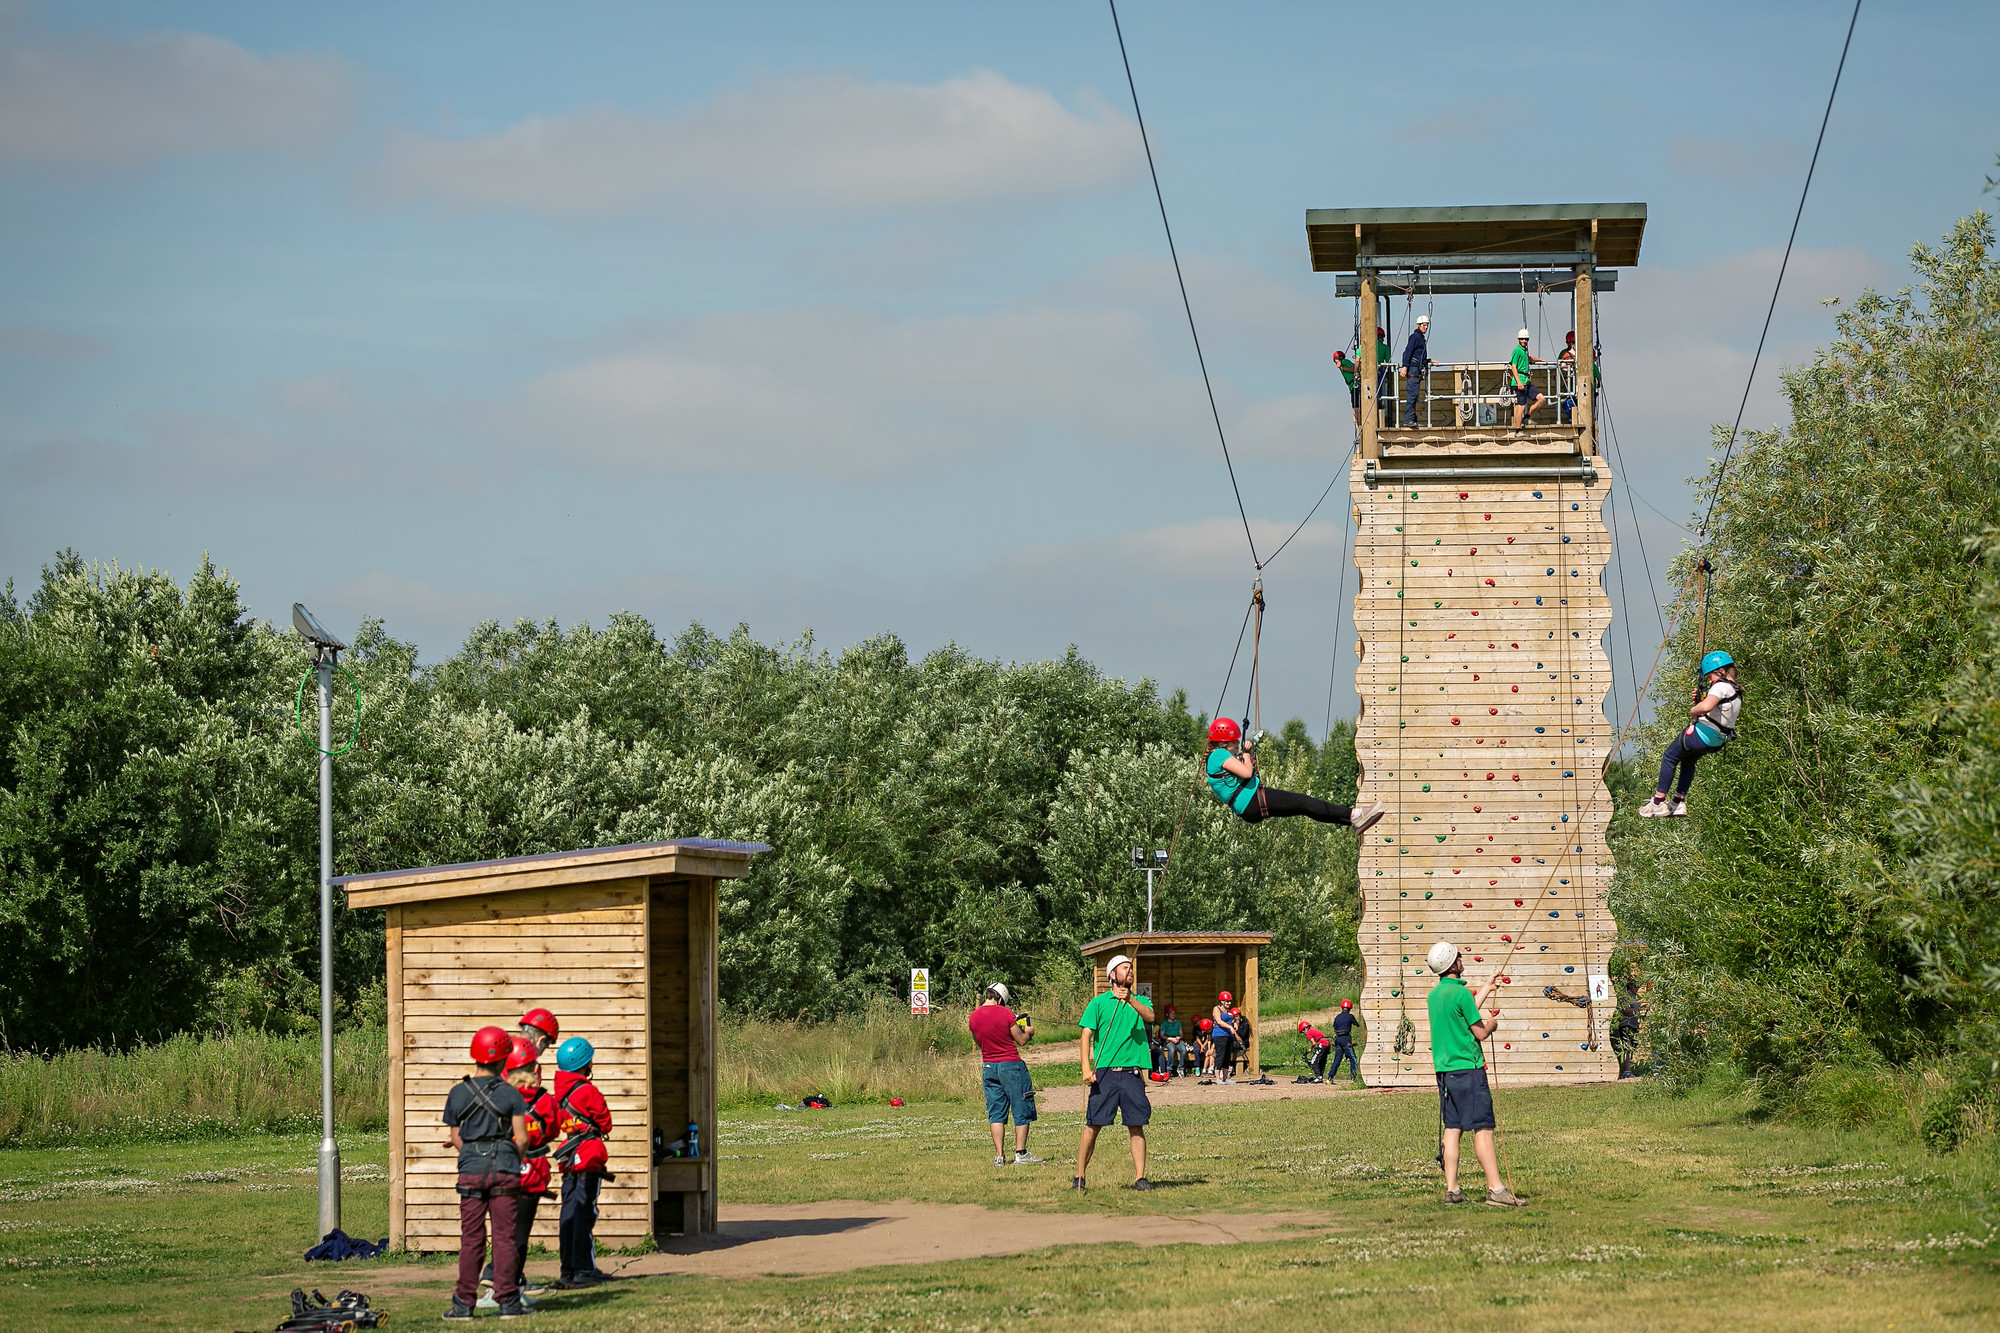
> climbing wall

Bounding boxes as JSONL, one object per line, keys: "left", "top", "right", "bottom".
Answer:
{"left": 1350, "top": 458, "right": 1619, "bottom": 1087}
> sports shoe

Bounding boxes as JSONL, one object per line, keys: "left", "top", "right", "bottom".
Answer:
{"left": 1351, "top": 802, "right": 1386, "bottom": 835}
{"left": 994, "top": 1154, "right": 1008, "bottom": 1166}
{"left": 1445, "top": 1188, "right": 1465, "bottom": 1204}
{"left": 476, "top": 1292, "right": 500, "bottom": 1312}
{"left": 1637, "top": 795, "right": 1670, "bottom": 818}
{"left": 1127, "top": 1177, "right": 1156, "bottom": 1191}
{"left": 521, "top": 1283, "right": 548, "bottom": 1297}
{"left": 1485, "top": 1187, "right": 1525, "bottom": 1207}
{"left": 1014, "top": 1151, "right": 1044, "bottom": 1165}
{"left": 443, "top": 1298, "right": 476, "bottom": 1320}
{"left": 1070, "top": 1177, "right": 1087, "bottom": 1191}
{"left": 1670, "top": 797, "right": 1688, "bottom": 817}
{"left": 498, "top": 1297, "right": 531, "bottom": 1318}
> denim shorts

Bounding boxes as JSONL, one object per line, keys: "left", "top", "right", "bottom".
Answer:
{"left": 982, "top": 1061, "right": 1036, "bottom": 1124}
{"left": 1436, "top": 1067, "right": 1496, "bottom": 1131}
{"left": 1515, "top": 384, "right": 1542, "bottom": 405}
{"left": 1084, "top": 1068, "right": 1152, "bottom": 1127}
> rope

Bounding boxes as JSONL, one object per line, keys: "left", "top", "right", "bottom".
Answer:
{"left": 1699, "top": 0, "right": 1862, "bottom": 539}
{"left": 1106, "top": 0, "right": 1259, "bottom": 568}
{"left": 1323, "top": 449, "right": 1357, "bottom": 742}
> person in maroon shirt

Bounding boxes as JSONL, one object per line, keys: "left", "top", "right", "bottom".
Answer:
{"left": 968, "top": 983, "right": 1041, "bottom": 1165}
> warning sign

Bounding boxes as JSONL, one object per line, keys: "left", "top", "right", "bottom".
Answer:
{"left": 909, "top": 968, "right": 931, "bottom": 1015}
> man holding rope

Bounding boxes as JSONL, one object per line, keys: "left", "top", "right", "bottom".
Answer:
{"left": 1426, "top": 941, "right": 1523, "bottom": 1207}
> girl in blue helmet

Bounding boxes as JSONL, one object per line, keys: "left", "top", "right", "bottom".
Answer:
{"left": 1639, "top": 651, "right": 1742, "bottom": 817}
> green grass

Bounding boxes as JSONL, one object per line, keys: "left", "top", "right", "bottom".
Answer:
{"left": 1, "top": 1078, "right": 1995, "bottom": 1330}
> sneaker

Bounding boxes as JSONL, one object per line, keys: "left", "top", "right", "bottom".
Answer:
{"left": 1670, "top": 797, "right": 1688, "bottom": 817}
{"left": 587, "top": 1269, "right": 614, "bottom": 1283}
{"left": 476, "top": 1292, "right": 500, "bottom": 1312}
{"left": 1445, "top": 1188, "right": 1465, "bottom": 1204}
{"left": 1127, "top": 1177, "right": 1156, "bottom": 1191}
{"left": 553, "top": 1276, "right": 586, "bottom": 1291}
{"left": 444, "top": 1298, "right": 476, "bottom": 1320}
{"left": 1070, "top": 1177, "right": 1087, "bottom": 1191}
{"left": 1637, "top": 795, "right": 1670, "bottom": 818}
{"left": 521, "top": 1283, "right": 548, "bottom": 1297}
{"left": 1351, "top": 802, "right": 1386, "bottom": 835}
{"left": 498, "top": 1297, "right": 531, "bottom": 1318}
{"left": 994, "top": 1154, "right": 1008, "bottom": 1166}
{"left": 1014, "top": 1151, "right": 1044, "bottom": 1165}
{"left": 1485, "top": 1187, "right": 1525, "bottom": 1207}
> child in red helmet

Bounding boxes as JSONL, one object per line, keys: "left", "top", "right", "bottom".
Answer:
{"left": 1205, "top": 717, "right": 1385, "bottom": 832}
{"left": 443, "top": 1026, "right": 530, "bottom": 1320}
{"left": 1209, "top": 993, "right": 1241, "bottom": 1084}
{"left": 477, "top": 1037, "right": 557, "bottom": 1306}
{"left": 1330, "top": 999, "right": 1362, "bottom": 1080}
{"left": 1299, "top": 1020, "right": 1333, "bottom": 1082}
{"left": 1194, "top": 1018, "right": 1216, "bottom": 1077}
{"left": 520, "top": 1008, "right": 559, "bottom": 1055}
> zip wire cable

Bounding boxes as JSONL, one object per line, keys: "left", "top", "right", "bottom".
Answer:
{"left": 1700, "top": 0, "right": 1862, "bottom": 539}
{"left": 1107, "top": 0, "right": 1260, "bottom": 568}
{"left": 1264, "top": 442, "right": 1354, "bottom": 569}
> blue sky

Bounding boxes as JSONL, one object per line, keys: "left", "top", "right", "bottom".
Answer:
{"left": 4, "top": 0, "right": 1995, "bottom": 730}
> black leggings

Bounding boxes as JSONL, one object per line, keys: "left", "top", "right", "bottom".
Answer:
{"left": 1240, "top": 787, "right": 1353, "bottom": 824}
{"left": 1656, "top": 730, "right": 1723, "bottom": 798}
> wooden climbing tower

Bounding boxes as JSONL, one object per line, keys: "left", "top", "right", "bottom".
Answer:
{"left": 1305, "top": 203, "right": 1645, "bottom": 1086}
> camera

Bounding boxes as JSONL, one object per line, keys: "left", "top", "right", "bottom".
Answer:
{"left": 1017, "top": 1014, "right": 1031, "bottom": 1028}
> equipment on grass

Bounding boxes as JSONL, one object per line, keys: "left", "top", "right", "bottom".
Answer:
{"left": 276, "top": 1287, "right": 386, "bottom": 1330}
{"left": 1427, "top": 941, "right": 1460, "bottom": 974}
{"left": 556, "top": 1036, "right": 595, "bottom": 1072}
{"left": 470, "top": 1026, "right": 511, "bottom": 1065}
{"left": 521, "top": 1008, "right": 559, "bottom": 1042}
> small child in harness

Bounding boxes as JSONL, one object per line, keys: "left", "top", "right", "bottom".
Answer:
{"left": 1204, "top": 718, "right": 1385, "bottom": 832}
{"left": 1639, "top": 651, "right": 1743, "bottom": 818}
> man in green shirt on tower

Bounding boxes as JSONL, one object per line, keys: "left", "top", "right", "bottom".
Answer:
{"left": 1073, "top": 954, "right": 1156, "bottom": 1191}
{"left": 1425, "top": 940, "right": 1523, "bottom": 1206}
{"left": 1509, "top": 328, "right": 1547, "bottom": 431}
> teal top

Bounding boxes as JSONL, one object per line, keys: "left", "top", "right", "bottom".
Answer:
{"left": 1206, "top": 747, "right": 1259, "bottom": 815}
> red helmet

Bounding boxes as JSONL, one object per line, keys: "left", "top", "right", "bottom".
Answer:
{"left": 1207, "top": 717, "right": 1240, "bottom": 745}
{"left": 520, "top": 1008, "right": 559, "bottom": 1042}
{"left": 469, "top": 1026, "right": 512, "bottom": 1065}
{"left": 1340, "top": 998, "right": 1353, "bottom": 1009}
{"left": 1217, "top": 991, "right": 1233, "bottom": 1004}
{"left": 505, "top": 1036, "right": 541, "bottom": 1072}
{"left": 1198, "top": 1018, "right": 1214, "bottom": 1032}
{"left": 1230, "top": 1006, "right": 1242, "bottom": 1015}
{"left": 1297, "top": 1020, "right": 1310, "bottom": 1032}
{"left": 1163, "top": 1005, "right": 1177, "bottom": 1015}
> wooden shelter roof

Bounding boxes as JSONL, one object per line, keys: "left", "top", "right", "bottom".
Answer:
{"left": 337, "top": 839, "right": 768, "bottom": 909}
{"left": 1080, "top": 930, "right": 1274, "bottom": 955}
{"left": 1306, "top": 202, "right": 1646, "bottom": 271}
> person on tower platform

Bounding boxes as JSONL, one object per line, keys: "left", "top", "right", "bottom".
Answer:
{"left": 1399, "top": 313, "right": 1431, "bottom": 428}
{"left": 1204, "top": 718, "right": 1385, "bottom": 831}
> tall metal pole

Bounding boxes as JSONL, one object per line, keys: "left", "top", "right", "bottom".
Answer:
{"left": 317, "top": 650, "right": 341, "bottom": 1237}
{"left": 1145, "top": 867, "right": 1155, "bottom": 934}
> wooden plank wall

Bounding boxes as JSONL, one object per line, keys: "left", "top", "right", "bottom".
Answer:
{"left": 1350, "top": 459, "right": 1619, "bottom": 1087}
{"left": 393, "top": 877, "right": 654, "bottom": 1251}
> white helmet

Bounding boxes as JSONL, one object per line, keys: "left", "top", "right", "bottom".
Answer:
{"left": 1517, "top": 328, "right": 1532, "bottom": 340}
{"left": 986, "top": 982, "right": 1011, "bottom": 1004}
{"left": 1416, "top": 313, "right": 1430, "bottom": 325}
{"left": 1427, "top": 940, "right": 1461, "bottom": 974}
{"left": 1107, "top": 954, "right": 1132, "bottom": 979}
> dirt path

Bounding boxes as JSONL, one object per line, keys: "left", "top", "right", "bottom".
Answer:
{"left": 1035, "top": 1075, "right": 1405, "bottom": 1113}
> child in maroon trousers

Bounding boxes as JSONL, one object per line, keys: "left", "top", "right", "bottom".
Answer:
{"left": 442, "top": 1026, "right": 530, "bottom": 1319}
{"left": 479, "top": 1037, "right": 558, "bottom": 1304}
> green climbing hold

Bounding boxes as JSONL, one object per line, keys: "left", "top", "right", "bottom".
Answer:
{"left": 1435, "top": 834, "right": 1446, "bottom": 842}
{"left": 1423, "top": 891, "right": 1432, "bottom": 899}
{"left": 1421, "top": 783, "right": 1431, "bottom": 791}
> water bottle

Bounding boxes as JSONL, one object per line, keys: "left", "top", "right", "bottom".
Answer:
{"left": 686, "top": 1121, "right": 700, "bottom": 1159}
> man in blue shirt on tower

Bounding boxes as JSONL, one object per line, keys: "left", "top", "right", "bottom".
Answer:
{"left": 1399, "top": 313, "right": 1430, "bottom": 428}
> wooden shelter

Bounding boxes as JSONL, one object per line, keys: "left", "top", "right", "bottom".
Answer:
{"left": 1079, "top": 932, "right": 1272, "bottom": 1071}
{"left": 337, "top": 838, "right": 767, "bottom": 1251}
{"left": 1305, "top": 204, "right": 1637, "bottom": 1085}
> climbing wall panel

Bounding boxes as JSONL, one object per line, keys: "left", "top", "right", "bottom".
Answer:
{"left": 1350, "top": 459, "right": 1618, "bottom": 1088}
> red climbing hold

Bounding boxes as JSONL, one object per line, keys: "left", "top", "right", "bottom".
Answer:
{"left": 1488, "top": 708, "right": 1498, "bottom": 715}
{"left": 1458, "top": 492, "right": 1469, "bottom": 499}
{"left": 1473, "top": 806, "right": 1481, "bottom": 812}
{"left": 1484, "top": 578, "right": 1495, "bottom": 586}
{"left": 1485, "top": 772, "right": 1495, "bottom": 780}
{"left": 1501, "top": 935, "right": 1512, "bottom": 943}
{"left": 1511, "top": 685, "right": 1519, "bottom": 693}
{"left": 1483, "top": 513, "right": 1491, "bottom": 520}
{"left": 1506, "top": 536, "right": 1515, "bottom": 544}
{"left": 1513, "top": 899, "right": 1523, "bottom": 906}
{"left": 1511, "top": 856, "right": 1521, "bottom": 863}
{"left": 1451, "top": 717, "right": 1461, "bottom": 726}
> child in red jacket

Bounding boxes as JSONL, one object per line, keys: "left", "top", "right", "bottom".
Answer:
{"left": 551, "top": 1037, "right": 612, "bottom": 1288}
{"left": 478, "top": 1037, "right": 558, "bottom": 1306}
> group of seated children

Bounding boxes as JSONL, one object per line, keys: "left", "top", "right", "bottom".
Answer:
{"left": 1148, "top": 993, "right": 1250, "bottom": 1082}
{"left": 439, "top": 1008, "right": 614, "bottom": 1319}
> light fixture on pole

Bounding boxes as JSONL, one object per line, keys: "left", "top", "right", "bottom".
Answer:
{"left": 1129, "top": 847, "right": 1169, "bottom": 933}
{"left": 293, "top": 602, "right": 347, "bottom": 1241}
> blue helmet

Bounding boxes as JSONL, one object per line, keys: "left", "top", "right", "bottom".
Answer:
{"left": 1699, "top": 651, "right": 1735, "bottom": 675}
{"left": 555, "top": 1036, "right": 595, "bottom": 1072}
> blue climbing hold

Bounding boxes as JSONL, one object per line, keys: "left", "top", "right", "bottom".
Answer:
{"left": 1564, "top": 966, "right": 1574, "bottom": 973}
{"left": 1532, "top": 490, "right": 1543, "bottom": 498}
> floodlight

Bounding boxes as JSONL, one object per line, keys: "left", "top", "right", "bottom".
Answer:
{"left": 293, "top": 603, "right": 347, "bottom": 653}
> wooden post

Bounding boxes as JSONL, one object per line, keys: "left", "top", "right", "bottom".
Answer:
{"left": 1575, "top": 222, "right": 1597, "bottom": 453}
{"left": 1244, "top": 947, "right": 1260, "bottom": 1072}
{"left": 386, "top": 905, "right": 404, "bottom": 1250}
{"left": 688, "top": 877, "right": 718, "bottom": 1234}
{"left": 1358, "top": 228, "right": 1380, "bottom": 461}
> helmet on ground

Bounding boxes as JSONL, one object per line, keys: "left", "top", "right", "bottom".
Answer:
{"left": 1207, "top": 716, "right": 1241, "bottom": 745}
{"left": 1700, "top": 650, "right": 1735, "bottom": 675}
{"left": 985, "top": 982, "right": 1011, "bottom": 1005}
{"left": 1517, "top": 328, "right": 1532, "bottom": 340}
{"left": 1298, "top": 1020, "right": 1310, "bottom": 1032}
{"left": 469, "top": 1026, "right": 512, "bottom": 1065}
{"left": 1427, "top": 940, "right": 1461, "bottom": 974}
{"left": 520, "top": 1008, "right": 559, "bottom": 1042}
{"left": 1217, "top": 990, "right": 1233, "bottom": 1004}
{"left": 555, "top": 1036, "right": 595, "bottom": 1072}
{"left": 1340, "top": 999, "right": 1353, "bottom": 1009}
{"left": 505, "top": 1036, "right": 541, "bottom": 1072}
{"left": 1198, "top": 1018, "right": 1214, "bottom": 1032}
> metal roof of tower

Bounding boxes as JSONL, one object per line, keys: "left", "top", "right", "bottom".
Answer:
{"left": 1305, "top": 203, "right": 1646, "bottom": 271}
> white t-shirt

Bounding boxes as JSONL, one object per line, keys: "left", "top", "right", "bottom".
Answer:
{"left": 1703, "top": 681, "right": 1742, "bottom": 731}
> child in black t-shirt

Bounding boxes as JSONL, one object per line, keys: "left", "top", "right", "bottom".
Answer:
{"left": 442, "top": 1026, "right": 530, "bottom": 1319}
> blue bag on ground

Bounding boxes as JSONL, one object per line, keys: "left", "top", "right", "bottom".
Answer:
{"left": 303, "top": 1228, "right": 389, "bottom": 1262}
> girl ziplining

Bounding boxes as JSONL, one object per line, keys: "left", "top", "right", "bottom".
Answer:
{"left": 1637, "top": 650, "right": 1743, "bottom": 818}
{"left": 1204, "top": 717, "right": 1386, "bottom": 831}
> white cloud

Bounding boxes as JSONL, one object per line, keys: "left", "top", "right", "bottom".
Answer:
{"left": 372, "top": 70, "right": 1136, "bottom": 218}
{"left": 0, "top": 27, "right": 349, "bottom": 166}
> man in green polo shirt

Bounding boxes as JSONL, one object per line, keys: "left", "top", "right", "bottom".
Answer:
{"left": 1425, "top": 940, "right": 1522, "bottom": 1207}
{"left": 1073, "top": 954, "right": 1156, "bottom": 1191}
{"left": 1509, "top": 329, "right": 1547, "bottom": 431}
